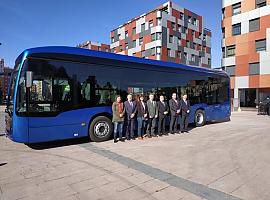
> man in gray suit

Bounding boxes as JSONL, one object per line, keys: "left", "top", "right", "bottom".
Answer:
{"left": 146, "top": 93, "right": 158, "bottom": 138}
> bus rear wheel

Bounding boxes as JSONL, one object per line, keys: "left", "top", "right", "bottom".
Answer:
{"left": 89, "top": 116, "right": 113, "bottom": 142}
{"left": 195, "top": 110, "right": 206, "bottom": 127}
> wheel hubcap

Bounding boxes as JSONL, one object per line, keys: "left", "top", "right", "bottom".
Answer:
{"left": 94, "top": 121, "right": 109, "bottom": 138}
{"left": 196, "top": 113, "right": 204, "bottom": 124}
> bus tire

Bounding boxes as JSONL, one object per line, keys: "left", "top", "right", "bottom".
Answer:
{"left": 89, "top": 116, "right": 113, "bottom": 142}
{"left": 195, "top": 110, "right": 206, "bottom": 127}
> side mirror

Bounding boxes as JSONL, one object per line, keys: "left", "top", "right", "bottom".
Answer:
{"left": 26, "top": 71, "right": 33, "bottom": 88}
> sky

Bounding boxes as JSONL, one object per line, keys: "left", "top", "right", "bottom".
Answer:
{"left": 0, "top": 0, "right": 222, "bottom": 68}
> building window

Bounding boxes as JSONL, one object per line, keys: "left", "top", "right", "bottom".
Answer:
{"left": 249, "top": 18, "right": 260, "bottom": 32}
{"left": 203, "top": 34, "right": 206, "bottom": 41}
{"left": 222, "top": 47, "right": 225, "bottom": 58}
{"left": 226, "top": 65, "right": 236, "bottom": 76}
{"left": 202, "top": 46, "right": 205, "bottom": 52}
{"left": 156, "top": 32, "right": 162, "bottom": 40}
{"left": 183, "top": 27, "right": 188, "bottom": 34}
{"left": 226, "top": 45, "right": 235, "bottom": 57}
{"left": 183, "top": 52, "right": 187, "bottom": 59}
{"left": 177, "top": 51, "right": 181, "bottom": 58}
{"left": 125, "top": 42, "right": 128, "bottom": 49}
{"left": 172, "top": 22, "right": 176, "bottom": 30}
{"left": 111, "top": 37, "right": 115, "bottom": 43}
{"left": 208, "top": 58, "right": 211, "bottom": 66}
{"left": 191, "top": 54, "right": 195, "bottom": 62}
{"left": 120, "top": 45, "right": 123, "bottom": 51}
{"left": 132, "top": 40, "right": 136, "bottom": 48}
{"left": 232, "top": 3, "right": 241, "bottom": 15}
{"left": 157, "top": 18, "right": 162, "bottom": 26}
{"left": 188, "top": 16, "right": 192, "bottom": 23}
{"left": 192, "top": 18, "right": 197, "bottom": 26}
{"left": 104, "top": 48, "right": 109, "bottom": 52}
{"left": 167, "top": 48, "right": 171, "bottom": 57}
{"left": 180, "top": 12, "right": 184, "bottom": 20}
{"left": 156, "top": 47, "right": 161, "bottom": 55}
{"left": 132, "top": 27, "right": 136, "bottom": 35}
{"left": 256, "top": 0, "right": 266, "bottom": 8}
{"left": 149, "top": 20, "right": 154, "bottom": 29}
{"left": 125, "top": 31, "right": 128, "bottom": 38}
{"left": 151, "top": 47, "right": 155, "bottom": 56}
{"left": 139, "top": 37, "right": 143, "bottom": 46}
{"left": 256, "top": 39, "right": 266, "bottom": 52}
{"left": 222, "top": 27, "right": 225, "bottom": 38}
{"left": 192, "top": 30, "right": 195, "bottom": 36}
{"left": 249, "top": 62, "right": 260, "bottom": 75}
{"left": 132, "top": 53, "right": 136, "bottom": 56}
{"left": 178, "top": 37, "right": 181, "bottom": 45}
{"left": 169, "top": 35, "right": 173, "bottom": 43}
{"left": 151, "top": 33, "right": 155, "bottom": 42}
{"left": 141, "top": 23, "right": 145, "bottom": 31}
{"left": 199, "top": 56, "right": 202, "bottom": 63}
{"left": 186, "top": 40, "right": 190, "bottom": 48}
{"left": 232, "top": 23, "right": 241, "bottom": 36}
{"left": 178, "top": 24, "right": 181, "bottom": 32}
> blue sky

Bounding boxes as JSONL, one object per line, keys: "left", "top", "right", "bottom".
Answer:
{"left": 0, "top": 0, "right": 221, "bottom": 68}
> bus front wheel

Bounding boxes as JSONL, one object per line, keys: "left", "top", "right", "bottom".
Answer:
{"left": 89, "top": 116, "right": 113, "bottom": 142}
{"left": 195, "top": 110, "right": 206, "bottom": 127}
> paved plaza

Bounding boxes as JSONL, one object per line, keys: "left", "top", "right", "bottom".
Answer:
{"left": 0, "top": 110, "right": 270, "bottom": 200}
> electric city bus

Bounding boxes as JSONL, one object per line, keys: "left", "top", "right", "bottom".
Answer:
{"left": 5, "top": 46, "right": 231, "bottom": 143}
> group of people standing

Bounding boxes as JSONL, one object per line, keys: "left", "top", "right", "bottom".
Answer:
{"left": 112, "top": 93, "right": 191, "bottom": 143}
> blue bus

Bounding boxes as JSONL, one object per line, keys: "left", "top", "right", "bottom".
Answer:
{"left": 5, "top": 46, "right": 230, "bottom": 143}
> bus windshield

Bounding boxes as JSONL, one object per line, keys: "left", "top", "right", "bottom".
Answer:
{"left": 6, "top": 71, "right": 18, "bottom": 114}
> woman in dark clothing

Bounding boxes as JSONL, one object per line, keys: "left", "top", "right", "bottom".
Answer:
{"left": 112, "top": 95, "right": 125, "bottom": 143}
{"left": 137, "top": 95, "right": 148, "bottom": 140}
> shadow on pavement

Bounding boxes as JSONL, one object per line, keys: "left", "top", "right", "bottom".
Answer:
{"left": 27, "top": 137, "right": 90, "bottom": 150}
{"left": 0, "top": 162, "right": 7, "bottom": 166}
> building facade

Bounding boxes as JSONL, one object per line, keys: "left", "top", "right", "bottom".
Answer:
{"left": 0, "top": 58, "right": 4, "bottom": 75}
{"left": 222, "top": 0, "right": 270, "bottom": 110}
{"left": 78, "top": 1, "right": 211, "bottom": 68}
{"left": 0, "top": 64, "right": 12, "bottom": 102}
{"left": 77, "top": 41, "right": 110, "bottom": 52}
{"left": 110, "top": 1, "right": 211, "bottom": 68}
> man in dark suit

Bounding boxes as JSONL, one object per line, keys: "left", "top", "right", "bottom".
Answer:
{"left": 137, "top": 95, "right": 148, "bottom": 139}
{"left": 169, "top": 93, "right": 180, "bottom": 134}
{"left": 180, "top": 94, "right": 191, "bottom": 133}
{"left": 124, "top": 94, "right": 137, "bottom": 140}
{"left": 146, "top": 93, "right": 158, "bottom": 138}
{"left": 157, "top": 95, "right": 169, "bottom": 136}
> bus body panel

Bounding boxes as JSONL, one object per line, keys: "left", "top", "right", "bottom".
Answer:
{"left": 7, "top": 114, "right": 29, "bottom": 143}
{"left": 28, "top": 107, "right": 112, "bottom": 143}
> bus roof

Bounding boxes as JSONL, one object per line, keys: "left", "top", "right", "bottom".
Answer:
{"left": 17, "top": 46, "right": 227, "bottom": 76}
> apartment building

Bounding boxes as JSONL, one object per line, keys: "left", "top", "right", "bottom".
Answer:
{"left": 77, "top": 41, "right": 110, "bottom": 52}
{"left": 78, "top": 1, "right": 212, "bottom": 68}
{"left": 110, "top": 1, "right": 212, "bottom": 67}
{"left": 222, "top": 0, "right": 270, "bottom": 110}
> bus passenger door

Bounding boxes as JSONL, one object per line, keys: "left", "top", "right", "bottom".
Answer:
{"left": 28, "top": 77, "right": 86, "bottom": 143}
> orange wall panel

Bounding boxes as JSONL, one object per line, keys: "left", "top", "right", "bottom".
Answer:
{"left": 249, "top": 75, "right": 260, "bottom": 88}
{"left": 236, "top": 56, "right": 249, "bottom": 76}
{"left": 225, "top": 36, "right": 236, "bottom": 46}
{"left": 261, "top": 15, "right": 270, "bottom": 30}
{"left": 225, "top": 5, "right": 232, "bottom": 18}
{"left": 249, "top": 53, "right": 259, "bottom": 63}
{"left": 260, "top": 75, "right": 270, "bottom": 88}
{"left": 235, "top": 42, "right": 249, "bottom": 56}
{"left": 230, "top": 77, "right": 235, "bottom": 89}
{"left": 242, "top": 0, "right": 255, "bottom": 13}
